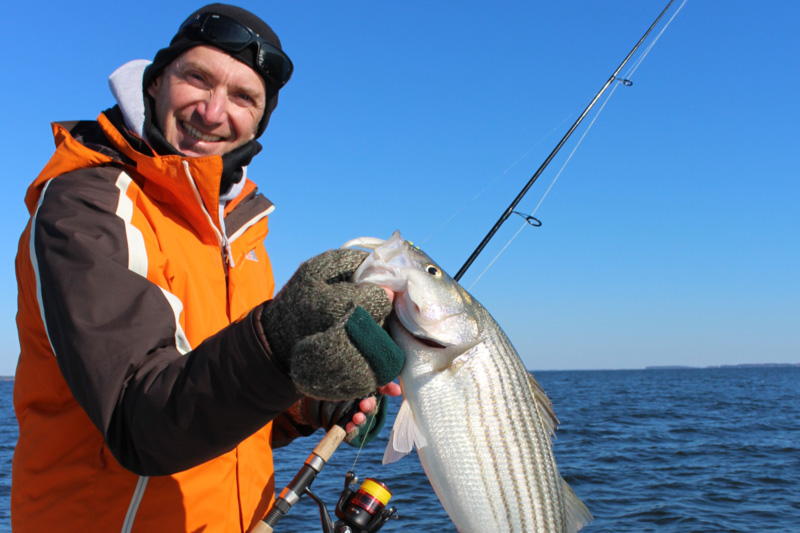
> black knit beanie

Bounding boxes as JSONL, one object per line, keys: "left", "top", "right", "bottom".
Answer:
{"left": 143, "top": 3, "right": 290, "bottom": 139}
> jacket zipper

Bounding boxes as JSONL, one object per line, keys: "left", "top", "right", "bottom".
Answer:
{"left": 181, "top": 161, "right": 235, "bottom": 271}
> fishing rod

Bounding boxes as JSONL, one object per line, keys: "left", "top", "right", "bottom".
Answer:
{"left": 453, "top": 0, "right": 677, "bottom": 282}
{"left": 253, "top": 3, "right": 680, "bottom": 530}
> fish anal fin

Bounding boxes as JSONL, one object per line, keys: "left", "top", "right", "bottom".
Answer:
{"left": 382, "top": 400, "right": 428, "bottom": 465}
{"left": 562, "top": 478, "right": 593, "bottom": 532}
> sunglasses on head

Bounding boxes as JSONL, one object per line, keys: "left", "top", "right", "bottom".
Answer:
{"left": 178, "top": 12, "right": 294, "bottom": 90}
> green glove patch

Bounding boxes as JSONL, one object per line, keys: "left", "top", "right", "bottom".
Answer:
{"left": 344, "top": 306, "right": 405, "bottom": 386}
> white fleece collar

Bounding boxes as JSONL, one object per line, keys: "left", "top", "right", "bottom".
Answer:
{"left": 108, "top": 59, "right": 151, "bottom": 141}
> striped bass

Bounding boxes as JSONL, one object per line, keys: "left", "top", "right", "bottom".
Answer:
{"left": 346, "top": 231, "right": 592, "bottom": 532}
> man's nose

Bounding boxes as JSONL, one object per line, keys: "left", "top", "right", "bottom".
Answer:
{"left": 197, "top": 90, "right": 226, "bottom": 124}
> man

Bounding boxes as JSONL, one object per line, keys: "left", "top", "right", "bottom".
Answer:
{"left": 12, "top": 4, "right": 403, "bottom": 532}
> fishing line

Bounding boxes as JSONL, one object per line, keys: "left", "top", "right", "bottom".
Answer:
{"left": 468, "top": 78, "right": 626, "bottom": 290}
{"left": 467, "top": 0, "right": 686, "bottom": 289}
{"left": 419, "top": 112, "right": 578, "bottom": 247}
{"left": 622, "top": 0, "right": 687, "bottom": 81}
{"left": 454, "top": 0, "right": 682, "bottom": 284}
{"left": 349, "top": 395, "right": 384, "bottom": 472}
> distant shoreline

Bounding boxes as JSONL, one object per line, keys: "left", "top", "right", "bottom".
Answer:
{"left": 643, "top": 363, "right": 800, "bottom": 370}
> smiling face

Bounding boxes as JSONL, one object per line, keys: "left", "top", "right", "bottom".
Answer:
{"left": 147, "top": 45, "right": 267, "bottom": 157}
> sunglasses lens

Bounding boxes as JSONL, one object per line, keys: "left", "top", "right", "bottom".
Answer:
{"left": 257, "top": 46, "right": 293, "bottom": 87}
{"left": 200, "top": 15, "right": 252, "bottom": 52}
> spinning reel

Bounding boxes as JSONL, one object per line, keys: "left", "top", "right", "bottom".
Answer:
{"left": 253, "top": 426, "right": 397, "bottom": 533}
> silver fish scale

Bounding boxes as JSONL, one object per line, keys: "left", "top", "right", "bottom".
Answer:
{"left": 404, "top": 301, "right": 566, "bottom": 532}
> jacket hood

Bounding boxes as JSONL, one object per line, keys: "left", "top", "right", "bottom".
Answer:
{"left": 109, "top": 60, "right": 151, "bottom": 141}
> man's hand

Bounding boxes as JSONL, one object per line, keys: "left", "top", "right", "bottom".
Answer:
{"left": 259, "top": 249, "right": 405, "bottom": 400}
{"left": 344, "top": 382, "right": 402, "bottom": 434}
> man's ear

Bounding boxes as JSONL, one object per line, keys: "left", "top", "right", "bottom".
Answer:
{"left": 146, "top": 76, "right": 161, "bottom": 98}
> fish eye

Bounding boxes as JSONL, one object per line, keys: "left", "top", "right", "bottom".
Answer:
{"left": 425, "top": 264, "right": 441, "bottom": 277}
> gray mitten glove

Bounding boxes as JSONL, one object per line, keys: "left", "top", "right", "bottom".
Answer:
{"left": 260, "top": 249, "right": 404, "bottom": 400}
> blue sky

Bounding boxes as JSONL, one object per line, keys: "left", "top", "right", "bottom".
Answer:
{"left": 1, "top": 1, "right": 797, "bottom": 375}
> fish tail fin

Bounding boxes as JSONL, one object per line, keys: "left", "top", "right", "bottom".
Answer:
{"left": 382, "top": 399, "right": 428, "bottom": 465}
{"left": 562, "top": 479, "right": 593, "bottom": 532}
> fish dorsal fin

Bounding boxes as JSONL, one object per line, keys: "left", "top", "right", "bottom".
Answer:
{"left": 561, "top": 479, "right": 594, "bottom": 532}
{"left": 382, "top": 399, "right": 428, "bottom": 465}
{"left": 527, "top": 372, "right": 560, "bottom": 438}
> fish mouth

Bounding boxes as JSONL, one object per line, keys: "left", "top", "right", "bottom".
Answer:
{"left": 416, "top": 336, "right": 447, "bottom": 349}
{"left": 390, "top": 312, "right": 448, "bottom": 349}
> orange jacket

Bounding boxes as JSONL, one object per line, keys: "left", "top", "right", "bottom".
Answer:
{"left": 13, "top": 107, "right": 304, "bottom": 532}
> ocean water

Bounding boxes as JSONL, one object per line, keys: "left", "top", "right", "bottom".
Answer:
{"left": 1, "top": 367, "right": 798, "bottom": 532}
{"left": 0, "top": 379, "right": 13, "bottom": 532}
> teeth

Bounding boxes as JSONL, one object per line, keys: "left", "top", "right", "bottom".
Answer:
{"left": 182, "top": 121, "right": 223, "bottom": 142}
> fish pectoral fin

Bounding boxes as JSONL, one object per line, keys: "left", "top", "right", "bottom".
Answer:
{"left": 434, "top": 339, "right": 483, "bottom": 373}
{"left": 562, "top": 478, "right": 593, "bottom": 532}
{"left": 382, "top": 399, "right": 428, "bottom": 465}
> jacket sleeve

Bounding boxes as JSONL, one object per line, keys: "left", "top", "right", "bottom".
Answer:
{"left": 30, "top": 167, "right": 302, "bottom": 476}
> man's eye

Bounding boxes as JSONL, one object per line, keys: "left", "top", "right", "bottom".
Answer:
{"left": 234, "top": 93, "right": 260, "bottom": 106}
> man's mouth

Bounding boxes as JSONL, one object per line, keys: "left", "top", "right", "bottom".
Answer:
{"left": 181, "top": 121, "right": 225, "bottom": 143}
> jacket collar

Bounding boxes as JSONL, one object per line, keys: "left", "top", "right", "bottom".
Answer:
{"left": 25, "top": 112, "right": 241, "bottom": 244}
{"left": 99, "top": 110, "right": 228, "bottom": 232}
